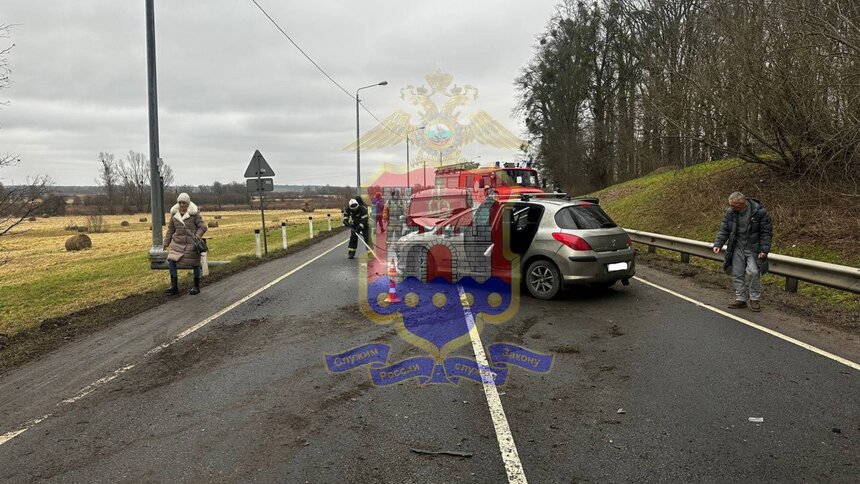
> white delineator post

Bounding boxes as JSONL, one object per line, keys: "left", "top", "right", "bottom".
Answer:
{"left": 281, "top": 222, "right": 288, "bottom": 250}
{"left": 327, "top": 213, "right": 332, "bottom": 231}
{"left": 254, "top": 229, "right": 262, "bottom": 258}
{"left": 308, "top": 216, "right": 314, "bottom": 239}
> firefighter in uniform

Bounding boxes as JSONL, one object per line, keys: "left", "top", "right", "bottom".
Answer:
{"left": 343, "top": 198, "right": 370, "bottom": 259}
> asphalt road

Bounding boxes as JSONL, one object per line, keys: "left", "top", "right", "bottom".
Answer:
{"left": 0, "top": 234, "right": 858, "bottom": 483}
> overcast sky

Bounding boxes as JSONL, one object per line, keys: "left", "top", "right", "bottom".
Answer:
{"left": 0, "top": 1, "right": 559, "bottom": 187}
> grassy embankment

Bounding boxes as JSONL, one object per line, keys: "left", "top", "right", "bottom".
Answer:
{"left": 590, "top": 158, "right": 859, "bottom": 311}
{"left": 0, "top": 209, "right": 343, "bottom": 336}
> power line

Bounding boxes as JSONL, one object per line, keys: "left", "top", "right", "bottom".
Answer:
{"left": 249, "top": 0, "right": 353, "bottom": 101}
{"left": 249, "top": 1, "right": 409, "bottom": 140}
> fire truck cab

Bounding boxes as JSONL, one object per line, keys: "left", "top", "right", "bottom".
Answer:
{"left": 434, "top": 161, "right": 543, "bottom": 200}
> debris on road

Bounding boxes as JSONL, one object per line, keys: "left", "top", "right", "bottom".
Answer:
{"left": 749, "top": 417, "right": 764, "bottom": 423}
{"left": 617, "top": 408, "right": 626, "bottom": 414}
{"left": 831, "top": 428, "right": 841, "bottom": 434}
{"left": 409, "top": 447, "right": 474, "bottom": 458}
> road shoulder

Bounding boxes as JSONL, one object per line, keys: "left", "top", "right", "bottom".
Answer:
{"left": 634, "top": 262, "right": 860, "bottom": 364}
{"left": 0, "top": 231, "right": 347, "bottom": 430}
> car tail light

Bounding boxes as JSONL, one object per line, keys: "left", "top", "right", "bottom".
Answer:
{"left": 626, "top": 234, "right": 632, "bottom": 247}
{"left": 552, "top": 232, "right": 593, "bottom": 251}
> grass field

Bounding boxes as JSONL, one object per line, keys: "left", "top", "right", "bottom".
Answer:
{"left": 0, "top": 209, "right": 343, "bottom": 336}
{"left": 590, "top": 159, "right": 860, "bottom": 311}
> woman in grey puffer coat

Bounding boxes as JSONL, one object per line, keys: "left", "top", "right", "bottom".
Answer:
{"left": 163, "top": 192, "right": 207, "bottom": 295}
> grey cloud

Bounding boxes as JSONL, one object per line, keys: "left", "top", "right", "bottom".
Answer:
{"left": 1, "top": 0, "right": 558, "bottom": 186}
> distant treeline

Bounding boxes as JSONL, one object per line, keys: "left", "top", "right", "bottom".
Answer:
{"left": 80, "top": 150, "right": 355, "bottom": 214}
{"left": 518, "top": 0, "right": 860, "bottom": 194}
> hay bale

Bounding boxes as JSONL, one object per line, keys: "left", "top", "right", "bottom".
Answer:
{"left": 65, "top": 224, "right": 78, "bottom": 231}
{"left": 139, "top": 217, "right": 147, "bottom": 222}
{"left": 207, "top": 220, "right": 219, "bottom": 228}
{"left": 77, "top": 226, "right": 89, "bottom": 233}
{"left": 213, "top": 215, "right": 222, "bottom": 220}
{"left": 65, "top": 234, "right": 92, "bottom": 251}
{"left": 120, "top": 220, "right": 130, "bottom": 227}
{"left": 27, "top": 216, "right": 37, "bottom": 222}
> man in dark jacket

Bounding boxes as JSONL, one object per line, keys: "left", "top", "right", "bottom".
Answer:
{"left": 712, "top": 192, "right": 773, "bottom": 312}
{"left": 343, "top": 197, "right": 370, "bottom": 259}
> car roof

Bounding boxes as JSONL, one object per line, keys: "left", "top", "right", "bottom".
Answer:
{"left": 515, "top": 197, "right": 599, "bottom": 209}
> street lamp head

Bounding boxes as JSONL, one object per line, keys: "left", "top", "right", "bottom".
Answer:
{"left": 379, "top": 81, "right": 388, "bottom": 86}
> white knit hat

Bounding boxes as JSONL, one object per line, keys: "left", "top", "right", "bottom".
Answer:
{"left": 177, "top": 192, "right": 191, "bottom": 203}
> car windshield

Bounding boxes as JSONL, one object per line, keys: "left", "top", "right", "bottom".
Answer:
{"left": 496, "top": 169, "right": 540, "bottom": 187}
{"left": 555, "top": 204, "right": 617, "bottom": 229}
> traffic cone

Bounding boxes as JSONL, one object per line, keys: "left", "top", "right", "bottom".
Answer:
{"left": 386, "top": 258, "right": 400, "bottom": 304}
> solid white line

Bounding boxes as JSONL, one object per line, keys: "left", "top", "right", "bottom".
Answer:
{"left": 61, "top": 364, "right": 137, "bottom": 404}
{"left": 0, "top": 415, "right": 49, "bottom": 446}
{"left": 633, "top": 276, "right": 860, "bottom": 372}
{"left": 0, "top": 239, "right": 346, "bottom": 448}
{"left": 458, "top": 285, "right": 528, "bottom": 484}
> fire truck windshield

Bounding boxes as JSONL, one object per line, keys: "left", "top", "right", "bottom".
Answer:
{"left": 497, "top": 169, "right": 539, "bottom": 187}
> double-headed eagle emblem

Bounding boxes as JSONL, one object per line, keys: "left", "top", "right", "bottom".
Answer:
{"left": 344, "top": 70, "right": 523, "bottom": 164}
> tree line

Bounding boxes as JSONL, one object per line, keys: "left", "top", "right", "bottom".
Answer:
{"left": 517, "top": 0, "right": 860, "bottom": 194}
{"left": 94, "top": 151, "right": 354, "bottom": 213}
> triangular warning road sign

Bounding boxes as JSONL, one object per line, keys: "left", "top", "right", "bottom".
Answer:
{"left": 244, "top": 150, "right": 275, "bottom": 178}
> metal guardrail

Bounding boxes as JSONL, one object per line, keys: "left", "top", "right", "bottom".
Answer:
{"left": 626, "top": 229, "right": 860, "bottom": 294}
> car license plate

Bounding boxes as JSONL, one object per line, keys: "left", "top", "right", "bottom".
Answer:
{"left": 607, "top": 262, "right": 628, "bottom": 272}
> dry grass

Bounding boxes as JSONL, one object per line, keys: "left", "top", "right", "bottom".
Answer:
{"left": 0, "top": 209, "right": 342, "bottom": 336}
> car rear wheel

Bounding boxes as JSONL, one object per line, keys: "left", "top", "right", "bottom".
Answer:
{"left": 525, "top": 260, "right": 562, "bottom": 300}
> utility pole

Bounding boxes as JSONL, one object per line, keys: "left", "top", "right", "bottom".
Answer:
{"left": 145, "top": 0, "right": 166, "bottom": 266}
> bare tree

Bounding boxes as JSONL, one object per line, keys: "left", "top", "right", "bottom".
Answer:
{"left": 0, "top": 157, "right": 53, "bottom": 238}
{"left": 96, "top": 151, "right": 118, "bottom": 213}
{"left": 517, "top": 0, "right": 860, "bottom": 194}
{"left": 212, "top": 181, "right": 225, "bottom": 210}
{"left": 0, "top": 23, "right": 12, "bottom": 102}
{"left": 119, "top": 150, "right": 150, "bottom": 213}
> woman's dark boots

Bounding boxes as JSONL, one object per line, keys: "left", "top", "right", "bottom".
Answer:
{"left": 165, "top": 276, "right": 179, "bottom": 295}
{"left": 190, "top": 277, "right": 201, "bottom": 295}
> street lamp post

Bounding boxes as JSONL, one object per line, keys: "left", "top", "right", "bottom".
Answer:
{"left": 145, "top": 0, "right": 166, "bottom": 266}
{"left": 355, "top": 81, "right": 388, "bottom": 196}
{"left": 406, "top": 126, "right": 424, "bottom": 191}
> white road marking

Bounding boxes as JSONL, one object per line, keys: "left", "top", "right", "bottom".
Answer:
{"left": 458, "top": 285, "right": 528, "bottom": 484}
{"left": 633, "top": 276, "right": 860, "bottom": 372}
{"left": 0, "top": 415, "right": 49, "bottom": 446}
{"left": 0, "top": 240, "right": 346, "bottom": 448}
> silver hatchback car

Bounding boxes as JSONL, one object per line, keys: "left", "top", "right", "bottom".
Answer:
{"left": 511, "top": 194, "right": 635, "bottom": 299}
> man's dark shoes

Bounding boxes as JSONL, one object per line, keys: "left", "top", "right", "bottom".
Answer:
{"left": 190, "top": 277, "right": 201, "bottom": 295}
{"left": 728, "top": 300, "right": 747, "bottom": 309}
{"left": 749, "top": 300, "right": 761, "bottom": 312}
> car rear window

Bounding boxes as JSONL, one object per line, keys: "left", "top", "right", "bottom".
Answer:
{"left": 554, "top": 204, "right": 617, "bottom": 229}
